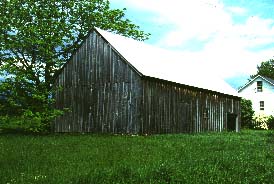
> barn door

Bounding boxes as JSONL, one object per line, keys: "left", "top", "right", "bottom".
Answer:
{"left": 227, "top": 113, "right": 237, "bottom": 131}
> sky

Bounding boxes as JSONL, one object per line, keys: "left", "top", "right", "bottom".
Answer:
{"left": 110, "top": 0, "right": 274, "bottom": 89}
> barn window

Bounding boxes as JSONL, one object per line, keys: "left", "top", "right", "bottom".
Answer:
{"left": 203, "top": 108, "right": 209, "bottom": 119}
{"left": 260, "top": 101, "right": 264, "bottom": 110}
{"left": 257, "top": 81, "right": 263, "bottom": 92}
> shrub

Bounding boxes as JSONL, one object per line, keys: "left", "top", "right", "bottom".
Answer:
{"left": 240, "top": 99, "right": 255, "bottom": 129}
{"left": 0, "top": 109, "right": 63, "bottom": 133}
{"left": 252, "top": 113, "right": 270, "bottom": 130}
{"left": 0, "top": 80, "right": 64, "bottom": 133}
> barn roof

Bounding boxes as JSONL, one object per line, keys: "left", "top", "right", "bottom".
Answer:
{"left": 95, "top": 28, "right": 239, "bottom": 97}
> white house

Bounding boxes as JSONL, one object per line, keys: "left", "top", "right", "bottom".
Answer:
{"left": 238, "top": 75, "right": 274, "bottom": 115}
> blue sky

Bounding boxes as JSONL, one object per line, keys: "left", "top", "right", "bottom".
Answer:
{"left": 110, "top": 0, "right": 274, "bottom": 89}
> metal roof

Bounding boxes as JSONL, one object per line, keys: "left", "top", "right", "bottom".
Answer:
{"left": 96, "top": 28, "right": 239, "bottom": 97}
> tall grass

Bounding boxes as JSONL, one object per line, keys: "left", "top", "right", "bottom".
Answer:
{"left": 0, "top": 130, "right": 273, "bottom": 184}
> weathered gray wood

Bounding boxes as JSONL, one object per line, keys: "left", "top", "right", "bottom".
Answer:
{"left": 54, "top": 31, "right": 142, "bottom": 133}
{"left": 140, "top": 77, "right": 241, "bottom": 134}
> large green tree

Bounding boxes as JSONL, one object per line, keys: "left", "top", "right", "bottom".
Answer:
{"left": 251, "top": 59, "right": 274, "bottom": 79}
{"left": 0, "top": 0, "right": 149, "bottom": 128}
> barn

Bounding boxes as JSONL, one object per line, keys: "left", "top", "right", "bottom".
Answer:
{"left": 54, "top": 28, "right": 241, "bottom": 134}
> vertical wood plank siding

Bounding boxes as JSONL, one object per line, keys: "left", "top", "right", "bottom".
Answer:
{"left": 54, "top": 31, "right": 142, "bottom": 133}
{"left": 140, "top": 78, "right": 240, "bottom": 134}
{"left": 54, "top": 30, "right": 241, "bottom": 134}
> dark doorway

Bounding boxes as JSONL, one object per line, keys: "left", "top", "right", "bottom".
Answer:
{"left": 227, "top": 113, "right": 237, "bottom": 131}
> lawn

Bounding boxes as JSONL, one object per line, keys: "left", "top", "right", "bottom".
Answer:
{"left": 0, "top": 130, "right": 273, "bottom": 184}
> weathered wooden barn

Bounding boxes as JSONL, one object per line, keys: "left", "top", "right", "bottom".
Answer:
{"left": 54, "top": 28, "right": 241, "bottom": 134}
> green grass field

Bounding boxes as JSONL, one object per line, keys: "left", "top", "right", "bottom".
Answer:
{"left": 0, "top": 130, "right": 273, "bottom": 184}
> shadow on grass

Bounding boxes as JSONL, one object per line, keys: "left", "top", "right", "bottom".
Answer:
{"left": 0, "top": 127, "right": 50, "bottom": 136}
{"left": 266, "top": 131, "right": 274, "bottom": 144}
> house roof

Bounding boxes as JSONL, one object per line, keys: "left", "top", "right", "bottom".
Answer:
{"left": 263, "top": 76, "right": 274, "bottom": 85}
{"left": 96, "top": 28, "right": 239, "bottom": 97}
{"left": 238, "top": 75, "right": 274, "bottom": 92}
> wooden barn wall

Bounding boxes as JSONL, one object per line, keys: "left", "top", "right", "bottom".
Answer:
{"left": 140, "top": 79, "right": 241, "bottom": 134}
{"left": 54, "top": 31, "right": 142, "bottom": 133}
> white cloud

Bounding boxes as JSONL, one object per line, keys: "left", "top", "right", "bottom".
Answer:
{"left": 227, "top": 6, "right": 247, "bottom": 15}
{"left": 111, "top": 0, "right": 274, "bottom": 80}
{"left": 117, "top": 0, "right": 232, "bottom": 43}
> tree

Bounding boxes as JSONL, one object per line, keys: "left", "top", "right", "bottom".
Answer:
{"left": 240, "top": 98, "right": 254, "bottom": 129}
{"left": 251, "top": 59, "right": 274, "bottom": 79}
{"left": 0, "top": 0, "right": 150, "bottom": 130}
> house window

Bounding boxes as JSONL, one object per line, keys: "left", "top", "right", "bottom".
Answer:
{"left": 257, "top": 81, "right": 263, "bottom": 92}
{"left": 260, "top": 101, "right": 264, "bottom": 110}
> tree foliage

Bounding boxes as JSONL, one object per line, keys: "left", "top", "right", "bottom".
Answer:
{"left": 240, "top": 98, "right": 254, "bottom": 129}
{"left": 267, "top": 116, "right": 274, "bottom": 130}
{"left": 0, "top": 0, "right": 150, "bottom": 131}
{"left": 251, "top": 59, "right": 274, "bottom": 79}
